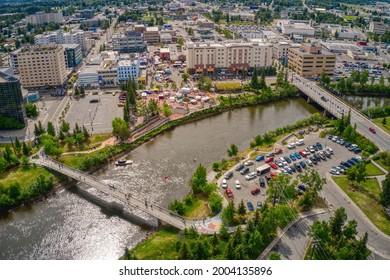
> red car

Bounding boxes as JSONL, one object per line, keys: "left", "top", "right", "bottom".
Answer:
{"left": 369, "top": 127, "right": 376, "bottom": 134}
{"left": 265, "top": 156, "right": 274, "bottom": 163}
{"left": 226, "top": 188, "right": 234, "bottom": 199}
{"left": 270, "top": 171, "right": 278, "bottom": 179}
{"left": 274, "top": 148, "right": 283, "bottom": 155}
{"left": 269, "top": 163, "right": 278, "bottom": 169}
{"left": 251, "top": 187, "right": 260, "bottom": 195}
{"left": 299, "top": 150, "right": 307, "bottom": 158}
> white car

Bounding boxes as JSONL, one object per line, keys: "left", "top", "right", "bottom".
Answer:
{"left": 235, "top": 180, "right": 241, "bottom": 189}
{"left": 326, "top": 147, "right": 333, "bottom": 154}
{"left": 287, "top": 142, "right": 296, "bottom": 149}
{"left": 244, "top": 160, "right": 254, "bottom": 166}
{"left": 245, "top": 172, "right": 257, "bottom": 181}
{"left": 296, "top": 139, "right": 304, "bottom": 146}
{"left": 306, "top": 159, "right": 313, "bottom": 166}
{"left": 221, "top": 179, "right": 228, "bottom": 189}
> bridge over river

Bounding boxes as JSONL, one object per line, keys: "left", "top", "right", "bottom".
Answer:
{"left": 31, "top": 154, "right": 222, "bottom": 233}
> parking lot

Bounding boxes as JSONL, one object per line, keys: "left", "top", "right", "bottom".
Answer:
{"left": 65, "top": 92, "right": 123, "bottom": 134}
{"left": 218, "top": 131, "right": 364, "bottom": 212}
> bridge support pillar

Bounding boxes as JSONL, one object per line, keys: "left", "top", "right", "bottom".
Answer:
{"left": 307, "top": 97, "right": 311, "bottom": 104}
{"left": 157, "top": 219, "right": 165, "bottom": 227}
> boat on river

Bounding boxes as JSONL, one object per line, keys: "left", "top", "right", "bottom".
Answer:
{"left": 115, "top": 158, "right": 133, "bottom": 166}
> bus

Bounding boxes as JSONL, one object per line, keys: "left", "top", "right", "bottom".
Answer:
{"left": 257, "top": 164, "right": 271, "bottom": 176}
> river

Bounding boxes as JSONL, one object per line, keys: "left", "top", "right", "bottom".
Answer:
{"left": 0, "top": 98, "right": 319, "bottom": 260}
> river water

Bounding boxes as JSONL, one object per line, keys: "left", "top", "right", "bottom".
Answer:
{"left": 0, "top": 98, "right": 318, "bottom": 260}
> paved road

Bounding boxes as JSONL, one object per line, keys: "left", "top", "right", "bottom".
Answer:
{"left": 292, "top": 76, "right": 390, "bottom": 151}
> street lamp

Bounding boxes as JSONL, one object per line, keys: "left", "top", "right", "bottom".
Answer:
{"left": 88, "top": 109, "right": 93, "bottom": 126}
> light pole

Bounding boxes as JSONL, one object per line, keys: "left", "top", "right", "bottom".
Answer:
{"left": 88, "top": 109, "right": 93, "bottom": 127}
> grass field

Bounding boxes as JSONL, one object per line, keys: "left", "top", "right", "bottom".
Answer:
{"left": 0, "top": 165, "right": 58, "bottom": 190}
{"left": 63, "top": 134, "right": 111, "bottom": 152}
{"left": 184, "top": 193, "right": 212, "bottom": 219}
{"left": 365, "top": 162, "right": 386, "bottom": 176}
{"left": 374, "top": 118, "right": 390, "bottom": 135}
{"left": 343, "top": 15, "right": 357, "bottom": 21}
{"left": 333, "top": 176, "right": 390, "bottom": 236}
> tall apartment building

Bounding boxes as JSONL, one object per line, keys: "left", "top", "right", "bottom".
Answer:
{"left": 16, "top": 44, "right": 67, "bottom": 88}
{"left": 25, "top": 11, "right": 63, "bottom": 25}
{"left": 144, "top": 27, "right": 160, "bottom": 44}
{"left": 0, "top": 71, "right": 26, "bottom": 125}
{"left": 186, "top": 41, "right": 273, "bottom": 74}
{"left": 77, "top": 9, "right": 95, "bottom": 19}
{"left": 35, "top": 30, "right": 87, "bottom": 50}
{"left": 288, "top": 43, "right": 336, "bottom": 77}
{"left": 273, "top": 42, "right": 291, "bottom": 60}
{"left": 112, "top": 29, "right": 145, "bottom": 53}
{"left": 369, "top": 21, "right": 390, "bottom": 35}
{"left": 63, "top": 44, "right": 82, "bottom": 68}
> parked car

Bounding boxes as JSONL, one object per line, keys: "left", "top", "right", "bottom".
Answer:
{"left": 330, "top": 168, "right": 340, "bottom": 175}
{"left": 324, "top": 150, "right": 331, "bottom": 158}
{"left": 348, "top": 144, "right": 357, "bottom": 151}
{"left": 284, "top": 156, "right": 292, "bottom": 164}
{"left": 274, "top": 148, "right": 283, "bottom": 155}
{"left": 251, "top": 187, "right": 261, "bottom": 195}
{"left": 297, "top": 183, "right": 307, "bottom": 192}
{"left": 240, "top": 167, "right": 250, "bottom": 175}
{"left": 275, "top": 160, "right": 284, "bottom": 167}
{"left": 259, "top": 177, "right": 266, "bottom": 187}
{"left": 221, "top": 179, "right": 228, "bottom": 189}
{"left": 265, "top": 156, "right": 274, "bottom": 163}
{"left": 224, "top": 171, "right": 233, "bottom": 180}
{"left": 316, "top": 142, "right": 323, "bottom": 150}
{"left": 290, "top": 154, "right": 296, "bottom": 161}
{"left": 256, "top": 155, "right": 265, "bottom": 161}
{"left": 244, "top": 160, "right": 254, "bottom": 166}
{"left": 347, "top": 159, "right": 357, "bottom": 166}
{"left": 257, "top": 201, "right": 263, "bottom": 209}
{"left": 299, "top": 150, "right": 307, "bottom": 158}
{"left": 290, "top": 164, "right": 296, "bottom": 172}
{"left": 226, "top": 188, "right": 234, "bottom": 199}
{"left": 294, "top": 163, "right": 302, "bottom": 172}
{"left": 326, "top": 147, "right": 333, "bottom": 154}
{"left": 299, "top": 161, "right": 307, "bottom": 168}
{"left": 245, "top": 172, "right": 257, "bottom": 181}
{"left": 287, "top": 142, "right": 296, "bottom": 149}
{"left": 235, "top": 180, "right": 241, "bottom": 189}
{"left": 266, "top": 152, "right": 275, "bottom": 157}
{"left": 352, "top": 157, "right": 362, "bottom": 163}
{"left": 269, "top": 163, "right": 279, "bottom": 169}
{"left": 296, "top": 139, "right": 304, "bottom": 146}
{"left": 306, "top": 159, "right": 313, "bottom": 166}
{"left": 310, "top": 156, "right": 317, "bottom": 165}
{"left": 318, "top": 151, "right": 326, "bottom": 160}
{"left": 294, "top": 151, "right": 302, "bottom": 159}
{"left": 235, "top": 164, "right": 245, "bottom": 171}
{"left": 309, "top": 146, "right": 316, "bottom": 153}
{"left": 247, "top": 201, "right": 254, "bottom": 211}
{"left": 354, "top": 148, "right": 362, "bottom": 154}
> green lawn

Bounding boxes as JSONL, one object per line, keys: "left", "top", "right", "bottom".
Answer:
{"left": 63, "top": 134, "right": 111, "bottom": 153}
{"left": 374, "top": 118, "right": 390, "bottom": 135}
{"left": 374, "top": 158, "right": 390, "bottom": 173}
{"left": 184, "top": 193, "right": 212, "bottom": 219}
{"left": 343, "top": 15, "right": 357, "bottom": 21}
{"left": 333, "top": 176, "right": 390, "bottom": 236}
{"left": 0, "top": 165, "right": 58, "bottom": 190}
{"left": 366, "top": 162, "right": 386, "bottom": 176}
{"left": 131, "top": 227, "right": 181, "bottom": 260}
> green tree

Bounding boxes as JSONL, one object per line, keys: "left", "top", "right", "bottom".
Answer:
{"left": 14, "top": 137, "right": 21, "bottom": 155}
{"left": 177, "top": 37, "right": 184, "bottom": 46}
{"left": 25, "top": 103, "right": 39, "bottom": 118}
{"left": 238, "top": 199, "right": 246, "bottom": 215}
{"left": 209, "top": 192, "right": 223, "bottom": 213}
{"left": 380, "top": 173, "right": 390, "bottom": 207}
{"left": 47, "top": 121, "right": 56, "bottom": 137}
{"left": 347, "top": 162, "right": 367, "bottom": 188}
{"left": 60, "top": 120, "right": 70, "bottom": 134}
{"left": 227, "top": 144, "right": 238, "bottom": 158}
{"left": 181, "top": 73, "right": 190, "bottom": 82}
{"left": 204, "top": 77, "right": 213, "bottom": 91}
{"left": 222, "top": 200, "right": 236, "bottom": 226}
{"left": 147, "top": 99, "right": 159, "bottom": 116}
{"left": 382, "top": 117, "right": 387, "bottom": 126}
{"left": 251, "top": 67, "right": 259, "bottom": 89}
{"left": 360, "top": 70, "right": 369, "bottom": 87}
{"left": 320, "top": 70, "right": 331, "bottom": 84}
{"left": 162, "top": 102, "right": 172, "bottom": 117}
{"left": 268, "top": 251, "right": 281, "bottom": 260}
{"left": 189, "top": 164, "right": 207, "bottom": 193}
{"left": 82, "top": 125, "right": 90, "bottom": 139}
{"left": 178, "top": 242, "right": 191, "bottom": 260}
{"left": 336, "top": 77, "right": 346, "bottom": 92}
{"left": 219, "top": 224, "right": 230, "bottom": 241}
{"left": 22, "top": 142, "right": 30, "bottom": 156}
{"left": 111, "top": 117, "right": 130, "bottom": 141}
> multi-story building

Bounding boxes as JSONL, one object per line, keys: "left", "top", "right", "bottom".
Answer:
{"left": 277, "top": 20, "right": 315, "bottom": 37}
{"left": 35, "top": 30, "right": 87, "bottom": 50}
{"left": 273, "top": 42, "right": 291, "bottom": 60}
{"left": 186, "top": 41, "right": 273, "bottom": 74}
{"left": 369, "top": 21, "right": 390, "bottom": 35}
{"left": 24, "top": 11, "right": 63, "bottom": 25}
{"left": 0, "top": 70, "right": 26, "bottom": 125}
{"left": 112, "top": 29, "right": 145, "bottom": 53}
{"left": 63, "top": 44, "right": 82, "bottom": 68}
{"left": 117, "top": 54, "right": 140, "bottom": 82}
{"left": 77, "top": 9, "right": 95, "bottom": 19}
{"left": 332, "top": 26, "right": 359, "bottom": 40}
{"left": 97, "top": 52, "right": 119, "bottom": 85}
{"left": 288, "top": 43, "right": 336, "bottom": 77}
{"left": 144, "top": 27, "right": 160, "bottom": 44}
{"left": 16, "top": 44, "right": 67, "bottom": 88}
